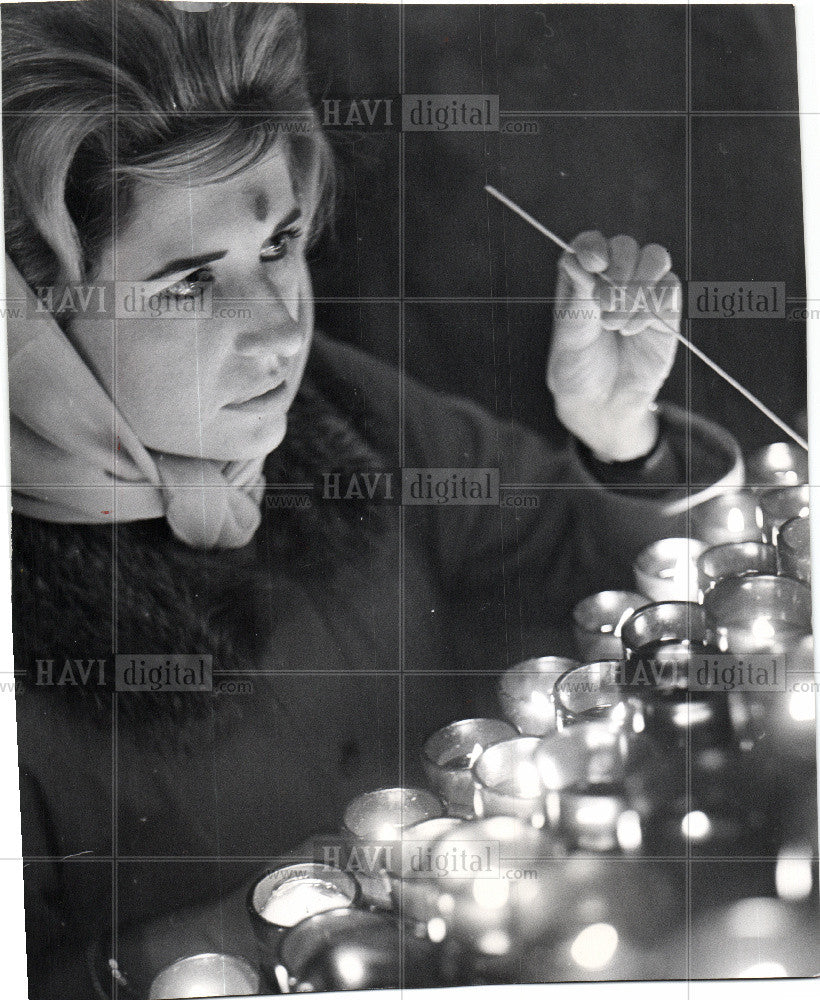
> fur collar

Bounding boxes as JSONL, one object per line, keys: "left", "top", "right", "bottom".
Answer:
{"left": 12, "top": 357, "right": 393, "bottom": 739}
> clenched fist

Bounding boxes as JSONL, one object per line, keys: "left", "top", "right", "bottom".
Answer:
{"left": 547, "top": 230, "right": 681, "bottom": 462}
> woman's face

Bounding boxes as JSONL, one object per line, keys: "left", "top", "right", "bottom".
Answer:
{"left": 70, "top": 146, "right": 314, "bottom": 460}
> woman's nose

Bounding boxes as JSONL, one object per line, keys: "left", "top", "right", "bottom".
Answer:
{"left": 229, "top": 272, "right": 304, "bottom": 359}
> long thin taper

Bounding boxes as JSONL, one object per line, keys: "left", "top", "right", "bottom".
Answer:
{"left": 485, "top": 184, "right": 808, "bottom": 452}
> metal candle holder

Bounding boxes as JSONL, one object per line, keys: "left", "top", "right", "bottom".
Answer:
{"left": 690, "top": 489, "right": 764, "bottom": 546}
{"left": 148, "top": 953, "right": 260, "bottom": 1000}
{"left": 746, "top": 442, "right": 809, "bottom": 488}
{"left": 696, "top": 541, "right": 778, "bottom": 600}
{"left": 757, "top": 485, "right": 810, "bottom": 545}
{"left": 422, "top": 719, "right": 517, "bottom": 817}
{"left": 247, "top": 863, "right": 358, "bottom": 980}
{"left": 633, "top": 538, "right": 707, "bottom": 603}
{"left": 777, "top": 515, "right": 811, "bottom": 585}
{"left": 472, "top": 737, "right": 546, "bottom": 827}
{"left": 572, "top": 592, "right": 649, "bottom": 663}
{"left": 703, "top": 575, "right": 812, "bottom": 654}
{"left": 497, "top": 658, "right": 578, "bottom": 736}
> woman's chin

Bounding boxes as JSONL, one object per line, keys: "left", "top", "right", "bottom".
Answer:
{"left": 215, "top": 413, "right": 290, "bottom": 460}
{"left": 143, "top": 416, "right": 289, "bottom": 463}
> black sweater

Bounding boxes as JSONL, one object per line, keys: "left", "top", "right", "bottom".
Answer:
{"left": 13, "top": 332, "right": 742, "bottom": 997}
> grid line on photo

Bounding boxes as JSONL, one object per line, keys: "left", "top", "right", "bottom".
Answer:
{"left": 397, "top": 7, "right": 407, "bottom": 987}
{"left": 685, "top": 2, "right": 695, "bottom": 982}
{"left": 7, "top": 109, "right": 819, "bottom": 118}
{"left": 15, "top": 851, "right": 816, "bottom": 864}
{"left": 111, "top": 2, "right": 121, "bottom": 996}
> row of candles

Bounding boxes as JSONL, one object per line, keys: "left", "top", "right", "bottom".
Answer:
{"left": 146, "top": 441, "right": 817, "bottom": 998}
{"left": 633, "top": 485, "right": 809, "bottom": 606}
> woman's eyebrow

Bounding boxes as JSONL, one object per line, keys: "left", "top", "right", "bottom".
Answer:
{"left": 143, "top": 208, "right": 303, "bottom": 283}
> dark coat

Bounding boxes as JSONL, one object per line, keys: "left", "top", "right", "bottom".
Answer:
{"left": 13, "top": 332, "right": 741, "bottom": 997}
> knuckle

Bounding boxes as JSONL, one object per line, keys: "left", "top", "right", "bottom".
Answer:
{"left": 574, "top": 229, "right": 604, "bottom": 245}
{"left": 642, "top": 243, "right": 672, "bottom": 272}
{"left": 610, "top": 234, "right": 639, "bottom": 256}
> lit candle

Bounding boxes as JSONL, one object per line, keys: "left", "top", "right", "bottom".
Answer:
{"left": 680, "top": 897, "right": 818, "bottom": 978}
{"left": 619, "top": 602, "right": 733, "bottom": 753}
{"left": 472, "top": 737, "right": 547, "bottom": 827}
{"left": 385, "top": 816, "right": 463, "bottom": 925}
{"left": 422, "top": 719, "right": 517, "bottom": 816}
{"left": 776, "top": 514, "right": 811, "bottom": 585}
{"left": 276, "top": 908, "right": 439, "bottom": 993}
{"left": 731, "top": 635, "right": 816, "bottom": 761}
{"left": 756, "top": 485, "right": 810, "bottom": 545}
{"left": 633, "top": 538, "right": 707, "bottom": 603}
{"left": 497, "top": 657, "right": 579, "bottom": 736}
{"left": 572, "top": 592, "right": 649, "bottom": 662}
{"left": 703, "top": 575, "right": 812, "bottom": 655}
{"left": 620, "top": 601, "right": 710, "bottom": 667}
{"left": 746, "top": 442, "right": 809, "bottom": 488}
{"left": 148, "top": 953, "right": 260, "bottom": 999}
{"left": 553, "top": 660, "right": 633, "bottom": 731}
{"left": 534, "top": 722, "right": 629, "bottom": 794}
{"left": 533, "top": 723, "right": 651, "bottom": 852}
{"left": 343, "top": 788, "right": 444, "bottom": 846}
{"left": 342, "top": 788, "right": 444, "bottom": 908}
{"left": 258, "top": 877, "right": 356, "bottom": 927}
{"left": 552, "top": 785, "right": 639, "bottom": 853}
{"left": 247, "top": 863, "right": 359, "bottom": 981}
{"left": 696, "top": 541, "right": 778, "bottom": 600}
{"left": 422, "top": 817, "right": 561, "bottom": 958}
{"left": 691, "top": 489, "right": 764, "bottom": 546}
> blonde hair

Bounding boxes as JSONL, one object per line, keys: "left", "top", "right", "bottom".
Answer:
{"left": 2, "top": 0, "right": 334, "bottom": 291}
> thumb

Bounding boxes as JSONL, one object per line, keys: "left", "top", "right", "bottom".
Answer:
{"left": 552, "top": 251, "right": 601, "bottom": 353}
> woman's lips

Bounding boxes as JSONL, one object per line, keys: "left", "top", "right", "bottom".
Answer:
{"left": 224, "top": 381, "right": 288, "bottom": 414}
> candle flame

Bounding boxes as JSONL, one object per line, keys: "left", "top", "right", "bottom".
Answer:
{"left": 775, "top": 845, "right": 814, "bottom": 901}
{"left": 681, "top": 810, "right": 711, "bottom": 840}
{"left": 570, "top": 923, "right": 619, "bottom": 970}
{"left": 613, "top": 606, "right": 635, "bottom": 638}
{"left": 467, "top": 743, "right": 484, "bottom": 768}
{"left": 472, "top": 877, "right": 510, "bottom": 910}
{"left": 726, "top": 506, "right": 746, "bottom": 534}
{"left": 750, "top": 616, "right": 776, "bottom": 645}
{"left": 788, "top": 689, "right": 816, "bottom": 723}
{"left": 514, "top": 759, "right": 543, "bottom": 797}
{"left": 528, "top": 689, "right": 552, "bottom": 714}
{"left": 739, "top": 962, "right": 787, "bottom": 978}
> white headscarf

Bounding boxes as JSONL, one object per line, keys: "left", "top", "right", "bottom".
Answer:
{"left": 7, "top": 255, "right": 267, "bottom": 549}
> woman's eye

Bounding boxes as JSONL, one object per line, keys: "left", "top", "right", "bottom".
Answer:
{"left": 164, "top": 267, "right": 214, "bottom": 299}
{"left": 260, "top": 226, "right": 302, "bottom": 262}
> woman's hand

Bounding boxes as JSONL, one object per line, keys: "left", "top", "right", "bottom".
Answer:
{"left": 547, "top": 231, "right": 681, "bottom": 462}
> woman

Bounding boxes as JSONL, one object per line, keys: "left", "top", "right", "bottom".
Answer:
{"left": 3, "top": 2, "right": 742, "bottom": 996}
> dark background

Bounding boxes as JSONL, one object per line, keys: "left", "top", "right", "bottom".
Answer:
{"left": 303, "top": 3, "right": 806, "bottom": 455}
